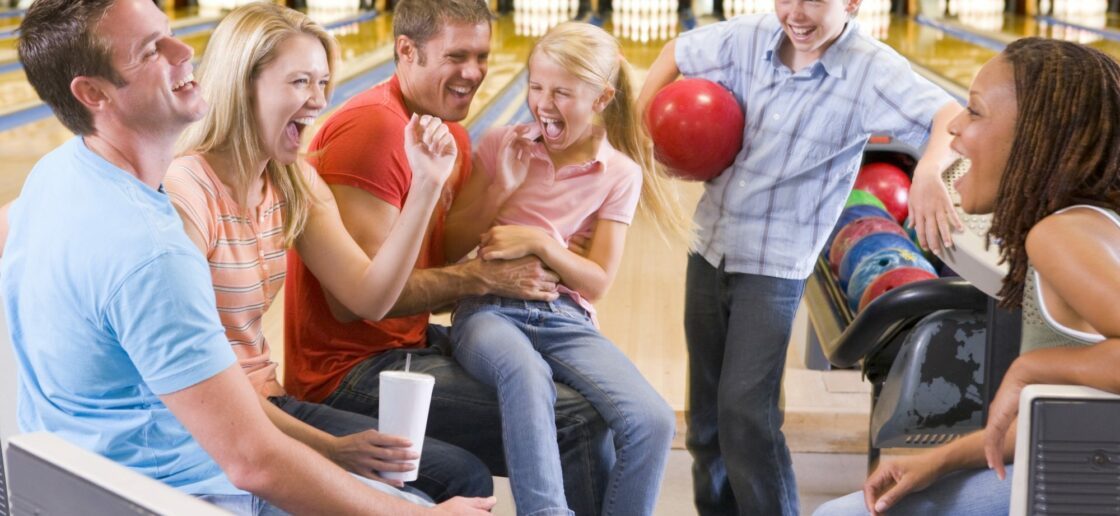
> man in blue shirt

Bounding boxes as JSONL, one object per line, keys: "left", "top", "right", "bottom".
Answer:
{"left": 638, "top": 1, "right": 963, "bottom": 514}
{"left": 4, "top": 1, "right": 494, "bottom": 514}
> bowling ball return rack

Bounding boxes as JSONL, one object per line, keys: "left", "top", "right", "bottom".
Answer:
{"left": 802, "top": 136, "right": 1022, "bottom": 470}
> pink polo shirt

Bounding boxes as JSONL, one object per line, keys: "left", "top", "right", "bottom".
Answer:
{"left": 474, "top": 124, "right": 642, "bottom": 315}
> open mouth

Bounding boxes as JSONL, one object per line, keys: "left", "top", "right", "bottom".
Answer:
{"left": 449, "top": 84, "right": 475, "bottom": 100}
{"left": 788, "top": 25, "right": 816, "bottom": 41}
{"left": 285, "top": 116, "right": 316, "bottom": 148}
{"left": 171, "top": 73, "right": 196, "bottom": 93}
{"left": 539, "top": 115, "right": 565, "bottom": 141}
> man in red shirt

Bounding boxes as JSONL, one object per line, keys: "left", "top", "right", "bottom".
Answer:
{"left": 285, "top": 0, "right": 610, "bottom": 512}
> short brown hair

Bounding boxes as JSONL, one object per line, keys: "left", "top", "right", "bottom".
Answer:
{"left": 392, "top": 0, "right": 490, "bottom": 63}
{"left": 18, "top": 0, "right": 126, "bottom": 135}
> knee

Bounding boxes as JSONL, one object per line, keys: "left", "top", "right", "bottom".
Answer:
{"left": 623, "top": 397, "right": 676, "bottom": 449}
{"left": 811, "top": 492, "right": 869, "bottom": 516}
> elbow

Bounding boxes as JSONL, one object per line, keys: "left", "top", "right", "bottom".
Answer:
{"left": 222, "top": 442, "right": 282, "bottom": 495}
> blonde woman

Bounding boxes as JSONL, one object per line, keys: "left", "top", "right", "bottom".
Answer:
{"left": 164, "top": 3, "right": 494, "bottom": 508}
{"left": 442, "top": 22, "right": 687, "bottom": 516}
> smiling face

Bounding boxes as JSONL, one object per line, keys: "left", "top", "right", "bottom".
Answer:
{"left": 97, "top": 0, "right": 206, "bottom": 134}
{"left": 526, "top": 52, "right": 612, "bottom": 156}
{"left": 253, "top": 33, "right": 329, "bottom": 166}
{"left": 397, "top": 21, "right": 490, "bottom": 121}
{"left": 948, "top": 56, "right": 1018, "bottom": 215}
{"left": 775, "top": 0, "right": 859, "bottom": 63}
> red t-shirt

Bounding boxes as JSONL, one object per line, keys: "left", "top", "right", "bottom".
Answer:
{"left": 284, "top": 75, "right": 472, "bottom": 402}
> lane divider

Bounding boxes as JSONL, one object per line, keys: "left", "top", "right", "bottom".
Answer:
{"left": 1036, "top": 15, "right": 1120, "bottom": 43}
{"left": 913, "top": 14, "right": 1006, "bottom": 52}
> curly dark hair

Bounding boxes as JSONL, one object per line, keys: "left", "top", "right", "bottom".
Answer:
{"left": 990, "top": 37, "right": 1120, "bottom": 308}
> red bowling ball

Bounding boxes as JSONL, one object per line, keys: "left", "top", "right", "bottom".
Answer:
{"left": 645, "top": 78, "right": 745, "bottom": 181}
{"left": 858, "top": 266, "right": 938, "bottom": 310}
{"left": 828, "top": 217, "right": 910, "bottom": 275}
{"left": 854, "top": 162, "right": 911, "bottom": 223}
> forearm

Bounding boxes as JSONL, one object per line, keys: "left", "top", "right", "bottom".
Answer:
{"left": 445, "top": 175, "right": 513, "bottom": 262}
{"left": 933, "top": 424, "right": 1016, "bottom": 474}
{"left": 1014, "top": 340, "right": 1120, "bottom": 393}
{"left": 386, "top": 261, "right": 487, "bottom": 318}
{"left": 913, "top": 102, "right": 964, "bottom": 182}
{"left": 537, "top": 239, "right": 611, "bottom": 301}
{"left": 636, "top": 39, "right": 680, "bottom": 117}
{"left": 259, "top": 396, "right": 334, "bottom": 458}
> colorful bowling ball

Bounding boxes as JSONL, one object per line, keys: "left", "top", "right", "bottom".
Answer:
{"left": 844, "top": 189, "right": 888, "bottom": 213}
{"left": 846, "top": 248, "right": 936, "bottom": 312}
{"left": 837, "top": 232, "right": 919, "bottom": 290}
{"left": 902, "top": 215, "right": 921, "bottom": 248}
{"left": 858, "top": 266, "right": 939, "bottom": 311}
{"left": 855, "top": 162, "right": 911, "bottom": 224}
{"left": 823, "top": 204, "right": 895, "bottom": 259}
{"left": 828, "top": 217, "right": 910, "bottom": 275}
{"left": 645, "top": 78, "right": 745, "bottom": 181}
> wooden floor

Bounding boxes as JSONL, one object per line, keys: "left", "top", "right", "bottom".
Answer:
{"left": 4, "top": 3, "right": 1115, "bottom": 446}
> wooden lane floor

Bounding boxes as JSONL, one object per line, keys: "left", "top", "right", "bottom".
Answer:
{"left": 954, "top": 13, "right": 1120, "bottom": 59}
{"left": 0, "top": 11, "right": 394, "bottom": 205}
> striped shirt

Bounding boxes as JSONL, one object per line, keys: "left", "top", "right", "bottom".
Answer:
{"left": 675, "top": 14, "right": 954, "bottom": 279}
{"left": 165, "top": 155, "right": 289, "bottom": 397}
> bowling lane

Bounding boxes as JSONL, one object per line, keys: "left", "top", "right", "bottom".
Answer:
{"left": 955, "top": 12, "right": 1120, "bottom": 60}
{"left": 0, "top": 10, "right": 396, "bottom": 205}
{"left": 877, "top": 15, "right": 995, "bottom": 92}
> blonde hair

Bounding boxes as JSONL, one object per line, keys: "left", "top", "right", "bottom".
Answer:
{"left": 531, "top": 23, "right": 692, "bottom": 243}
{"left": 178, "top": 2, "right": 339, "bottom": 247}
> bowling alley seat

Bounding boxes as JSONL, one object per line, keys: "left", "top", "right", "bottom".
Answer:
{"left": 806, "top": 156, "right": 1023, "bottom": 469}
{"left": 0, "top": 305, "right": 226, "bottom": 515}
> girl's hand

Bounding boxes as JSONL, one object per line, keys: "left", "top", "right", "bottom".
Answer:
{"left": 479, "top": 225, "right": 551, "bottom": 261}
{"left": 405, "top": 114, "right": 459, "bottom": 188}
{"left": 494, "top": 125, "right": 534, "bottom": 193}
{"left": 983, "top": 361, "right": 1028, "bottom": 481}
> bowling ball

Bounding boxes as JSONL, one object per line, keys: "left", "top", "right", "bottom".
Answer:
{"left": 857, "top": 266, "right": 938, "bottom": 311}
{"left": 846, "top": 248, "right": 936, "bottom": 312}
{"left": 645, "top": 78, "right": 745, "bottom": 181}
{"left": 823, "top": 204, "right": 895, "bottom": 259}
{"left": 902, "top": 215, "right": 921, "bottom": 248}
{"left": 828, "top": 217, "right": 910, "bottom": 275}
{"left": 855, "top": 162, "right": 911, "bottom": 224}
{"left": 844, "top": 189, "right": 888, "bottom": 213}
{"left": 837, "top": 232, "right": 919, "bottom": 290}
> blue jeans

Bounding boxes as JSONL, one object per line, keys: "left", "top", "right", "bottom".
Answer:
{"left": 812, "top": 466, "right": 1013, "bottom": 515}
{"left": 199, "top": 470, "right": 434, "bottom": 515}
{"left": 324, "top": 325, "right": 613, "bottom": 516}
{"left": 268, "top": 395, "right": 492, "bottom": 502}
{"left": 685, "top": 254, "right": 807, "bottom": 516}
{"left": 450, "top": 295, "right": 675, "bottom": 516}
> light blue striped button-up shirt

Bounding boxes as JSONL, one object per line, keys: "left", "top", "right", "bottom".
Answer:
{"left": 675, "top": 14, "right": 954, "bottom": 279}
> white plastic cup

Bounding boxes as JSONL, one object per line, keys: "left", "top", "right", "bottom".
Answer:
{"left": 378, "top": 371, "right": 435, "bottom": 482}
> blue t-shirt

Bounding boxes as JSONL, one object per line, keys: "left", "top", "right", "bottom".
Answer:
{"left": 1, "top": 137, "right": 241, "bottom": 495}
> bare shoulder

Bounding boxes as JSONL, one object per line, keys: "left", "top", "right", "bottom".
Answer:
{"left": 1027, "top": 206, "right": 1120, "bottom": 271}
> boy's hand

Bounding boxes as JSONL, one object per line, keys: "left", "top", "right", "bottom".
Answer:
{"left": 328, "top": 429, "right": 418, "bottom": 487}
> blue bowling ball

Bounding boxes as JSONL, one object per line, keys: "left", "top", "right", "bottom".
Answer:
{"left": 824, "top": 205, "right": 895, "bottom": 259}
{"left": 837, "top": 232, "right": 919, "bottom": 289}
{"left": 846, "top": 247, "right": 936, "bottom": 311}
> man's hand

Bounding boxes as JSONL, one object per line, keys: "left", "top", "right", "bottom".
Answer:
{"left": 431, "top": 496, "right": 498, "bottom": 515}
{"left": 465, "top": 255, "right": 560, "bottom": 301}
{"left": 862, "top": 453, "right": 945, "bottom": 516}
{"left": 327, "top": 429, "right": 419, "bottom": 488}
{"left": 404, "top": 114, "right": 459, "bottom": 188}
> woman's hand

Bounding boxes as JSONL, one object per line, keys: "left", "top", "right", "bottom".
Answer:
{"left": 404, "top": 114, "right": 459, "bottom": 188}
{"left": 983, "top": 361, "right": 1028, "bottom": 481}
{"left": 862, "top": 453, "right": 946, "bottom": 515}
{"left": 908, "top": 162, "right": 963, "bottom": 254}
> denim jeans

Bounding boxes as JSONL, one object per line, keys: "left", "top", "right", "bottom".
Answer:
{"left": 268, "top": 395, "right": 492, "bottom": 502}
{"left": 450, "top": 295, "right": 675, "bottom": 516}
{"left": 685, "top": 254, "right": 807, "bottom": 516}
{"left": 812, "top": 466, "right": 1014, "bottom": 515}
{"left": 199, "top": 470, "right": 434, "bottom": 515}
{"left": 324, "top": 325, "right": 613, "bottom": 516}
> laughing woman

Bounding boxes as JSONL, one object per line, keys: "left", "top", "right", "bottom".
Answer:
{"left": 165, "top": 3, "right": 494, "bottom": 507}
{"left": 815, "top": 37, "right": 1120, "bottom": 516}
